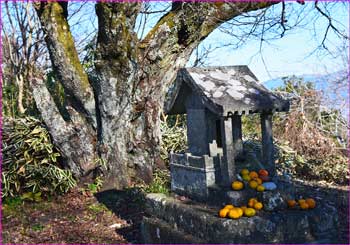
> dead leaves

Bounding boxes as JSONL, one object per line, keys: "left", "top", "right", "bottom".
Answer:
{"left": 2, "top": 188, "right": 135, "bottom": 244}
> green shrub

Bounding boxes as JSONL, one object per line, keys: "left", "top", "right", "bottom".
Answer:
{"left": 2, "top": 116, "right": 76, "bottom": 198}
{"left": 141, "top": 169, "right": 170, "bottom": 195}
{"left": 276, "top": 142, "right": 349, "bottom": 185}
{"left": 86, "top": 176, "right": 104, "bottom": 194}
{"left": 242, "top": 114, "right": 261, "bottom": 140}
{"left": 160, "top": 115, "right": 187, "bottom": 165}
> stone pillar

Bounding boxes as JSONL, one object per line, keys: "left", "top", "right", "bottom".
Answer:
{"left": 261, "top": 112, "right": 275, "bottom": 176}
{"left": 206, "top": 110, "right": 219, "bottom": 147}
{"left": 220, "top": 117, "right": 235, "bottom": 186}
{"left": 187, "top": 109, "right": 208, "bottom": 156}
{"left": 232, "top": 115, "right": 243, "bottom": 159}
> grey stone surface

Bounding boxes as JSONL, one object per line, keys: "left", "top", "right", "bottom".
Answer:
{"left": 232, "top": 114, "right": 243, "bottom": 159}
{"left": 220, "top": 117, "right": 236, "bottom": 186}
{"left": 241, "top": 140, "right": 265, "bottom": 170}
{"left": 205, "top": 109, "right": 221, "bottom": 150}
{"left": 170, "top": 153, "right": 216, "bottom": 201}
{"left": 142, "top": 193, "right": 339, "bottom": 244}
{"left": 209, "top": 140, "right": 223, "bottom": 156}
{"left": 261, "top": 112, "right": 276, "bottom": 176}
{"left": 225, "top": 188, "right": 257, "bottom": 206}
{"left": 258, "top": 190, "right": 287, "bottom": 211}
{"left": 186, "top": 109, "right": 209, "bottom": 155}
{"left": 165, "top": 66, "right": 289, "bottom": 116}
{"left": 141, "top": 216, "right": 205, "bottom": 244}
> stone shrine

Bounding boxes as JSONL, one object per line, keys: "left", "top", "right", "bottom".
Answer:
{"left": 165, "top": 66, "right": 289, "bottom": 201}
{"left": 141, "top": 66, "right": 340, "bottom": 244}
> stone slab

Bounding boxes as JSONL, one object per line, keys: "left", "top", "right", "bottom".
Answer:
{"left": 142, "top": 193, "right": 339, "bottom": 244}
{"left": 170, "top": 159, "right": 216, "bottom": 201}
{"left": 141, "top": 216, "right": 205, "bottom": 244}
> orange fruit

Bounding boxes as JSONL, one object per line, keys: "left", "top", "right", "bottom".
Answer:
{"left": 241, "top": 206, "right": 247, "bottom": 212}
{"left": 287, "top": 200, "right": 297, "bottom": 208}
{"left": 244, "top": 208, "right": 256, "bottom": 217}
{"left": 258, "top": 169, "right": 269, "bottom": 177}
{"left": 231, "top": 181, "right": 244, "bottom": 190}
{"left": 256, "top": 185, "right": 265, "bottom": 192}
{"left": 240, "top": 169, "right": 249, "bottom": 176}
{"left": 254, "top": 202, "right": 263, "bottom": 210}
{"left": 219, "top": 208, "right": 230, "bottom": 218}
{"left": 224, "top": 204, "right": 234, "bottom": 210}
{"left": 249, "top": 180, "right": 258, "bottom": 189}
{"left": 300, "top": 202, "right": 309, "bottom": 210}
{"left": 235, "top": 207, "right": 244, "bottom": 217}
{"left": 248, "top": 198, "right": 258, "bottom": 207}
{"left": 242, "top": 174, "right": 251, "bottom": 181}
{"left": 249, "top": 171, "right": 259, "bottom": 179}
{"left": 298, "top": 199, "right": 306, "bottom": 205}
{"left": 306, "top": 198, "right": 316, "bottom": 209}
{"left": 249, "top": 197, "right": 258, "bottom": 203}
{"left": 228, "top": 208, "right": 241, "bottom": 219}
{"left": 256, "top": 178, "right": 263, "bottom": 185}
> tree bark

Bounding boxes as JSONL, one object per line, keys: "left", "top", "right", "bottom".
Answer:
{"left": 33, "top": 2, "right": 98, "bottom": 176}
{"left": 31, "top": 76, "right": 97, "bottom": 176}
{"left": 31, "top": 1, "right": 278, "bottom": 188}
{"left": 16, "top": 75, "right": 26, "bottom": 114}
{"left": 94, "top": 2, "right": 143, "bottom": 187}
{"left": 34, "top": 2, "right": 96, "bottom": 127}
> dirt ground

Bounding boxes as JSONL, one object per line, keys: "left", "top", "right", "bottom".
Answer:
{"left": 2, "top": 187, "right": 146, "bottom": 244}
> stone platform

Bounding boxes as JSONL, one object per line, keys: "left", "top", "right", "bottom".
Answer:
{"left": 141, "top": 193, "right": 340, "bottom": 244}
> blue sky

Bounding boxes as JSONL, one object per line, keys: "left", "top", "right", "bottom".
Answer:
{"left": 131, "top": 1, "right": 349, "bottom": 117}
{"left": 185, "top": 2, "right": 349, "bottom": 82}
{"left": 64, "top": 1, "right": 350, "bottom": 82}
{"left": 3, "top": 1, "right": 347, "bottom": 83}
{"left": 130, "top": 2, "right": 349, "bottom": 82}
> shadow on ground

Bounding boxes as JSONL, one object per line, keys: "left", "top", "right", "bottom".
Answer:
{"left": 2, "top": 189, "right": 130, "bottom": 244}
{"left": 95, "top": 188, "right": 146, "bottom": 244}
{"left": 96, "top": 180, "right": 349, "bottom": 244}
{"left": 288, "top": 180, "right": 349, "bottom": 244}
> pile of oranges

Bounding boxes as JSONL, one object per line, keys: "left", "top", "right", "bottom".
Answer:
{"left": 218, "top": 198, "right": 264, "bottom": 219}
{"left": 219, "top": 168, "right": 318, "bottom": 220}
{"left": 231, "top": 168, "right": 270, "bottom": 192}
{"left": 287, "top": 198, "right": 316, "bottom": 210}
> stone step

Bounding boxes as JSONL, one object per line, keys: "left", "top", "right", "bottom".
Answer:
{"left": 141, "top": 216, "right": 205, "bottom": 244}
{"left": 207, "top": 185, "right": 258, "bottom": 206}
{"left": 143, "top": 193, "right": 339, "bottom": 244}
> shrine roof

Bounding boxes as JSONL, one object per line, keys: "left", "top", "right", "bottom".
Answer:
{"left": 165, "top": 66, "right": 289, "bottom": 116}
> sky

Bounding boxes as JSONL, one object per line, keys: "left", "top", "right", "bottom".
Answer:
{"left": 3, "top": 1, "right": 348, "bottom": 83}
{"left": 130, "top": 1, "right": 349, "bottom": 82}
{"left": 186, "top": 2, "right": 349, "bottom": 82}
{"left": 132, "top": 1, "right": 349, "bottom": 118}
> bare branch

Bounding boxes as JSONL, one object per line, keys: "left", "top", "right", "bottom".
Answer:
{"left": 280, "top": 1, "right": 287, "bottom": 37}
{"left": 315, "top": 1, "right": 349, "bottom": 50}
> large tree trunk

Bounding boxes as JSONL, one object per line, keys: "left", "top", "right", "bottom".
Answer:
{"left": 32, "top": 1, "right": 278, "bottom": 188}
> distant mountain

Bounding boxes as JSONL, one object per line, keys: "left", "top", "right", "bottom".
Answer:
{"left": 263, "top": 70, "right": 348, "bottom": 91}
{"left": 263, "top": 70, "right": 348, "bottom": 118}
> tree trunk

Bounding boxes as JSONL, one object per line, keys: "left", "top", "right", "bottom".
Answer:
{"left": 16, "top": 75, "right": 26, "bottom": 114}
{"left": 32, "top": 1, "right": 278, "bottom": 188}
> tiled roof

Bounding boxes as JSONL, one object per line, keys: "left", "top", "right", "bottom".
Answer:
{"left": 165, "top": 66, "right": 289, "bottom": 116}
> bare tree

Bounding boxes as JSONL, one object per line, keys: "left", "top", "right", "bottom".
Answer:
{"left": 1, "top": 1, "right": 46, "bottom": 115}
